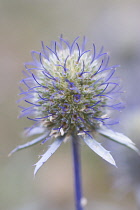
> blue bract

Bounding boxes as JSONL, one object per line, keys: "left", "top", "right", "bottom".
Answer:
{"left": 10, "top": 36, "right": 139, "bottom": 175}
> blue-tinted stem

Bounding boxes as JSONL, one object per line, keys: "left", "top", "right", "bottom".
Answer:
{"left": 72, "top": 136, "right": 84, "bottom": 210}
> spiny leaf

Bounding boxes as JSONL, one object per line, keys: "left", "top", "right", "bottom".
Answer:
{"left": 23, "top": 127, "right": 45, "bottom": 137}
{"left": 98, "top": 127, "right": 140, "bottom": 154}
{"left": 83, "top": 136, "right": 116, "bottom": 166}
{"left": 34, "top": 136, "right": 64, "bottom": 176}
{"left": 9, "top": 133, "right": 48, "bottom": 156}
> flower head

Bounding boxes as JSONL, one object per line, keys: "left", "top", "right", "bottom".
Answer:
{"left": 10, "top": 36, "right": 139, "bottom": 175}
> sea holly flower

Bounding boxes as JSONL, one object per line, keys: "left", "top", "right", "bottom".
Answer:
{"left": 10, "top": 36, "right": 139, "bottom": 210}
{"left": 10, "top": 36, "right": 139, "bottom": 175}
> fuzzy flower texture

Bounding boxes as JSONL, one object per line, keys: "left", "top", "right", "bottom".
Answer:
{"left": 10, "top": 36, "right": 139, "bottom": 175}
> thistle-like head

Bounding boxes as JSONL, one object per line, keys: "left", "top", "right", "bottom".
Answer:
{"left": 10, "top": 36, "right": 138, "bottom": 175}
{"left": 23, "top": 37, "right": 122, "bottom": 138}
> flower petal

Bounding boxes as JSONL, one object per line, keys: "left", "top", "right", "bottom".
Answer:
{"left": 98, "top": 127, "right": 140, "bottom": 154}
{"left": 34, "top": 136, "right": 64, "bottom": 176}
{"left": 8, "top": 133, "right": 48, "bottom": 156}
{"left": 83, "top": 136, "right": 116, "bottom": 166}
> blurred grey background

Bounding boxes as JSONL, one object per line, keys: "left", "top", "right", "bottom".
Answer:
{"left": 1, "top": 0, "right": 140, "bottom": 209}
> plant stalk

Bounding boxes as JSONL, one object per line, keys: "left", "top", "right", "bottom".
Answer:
{"left": 72, "top": 136, "right": 84, "bottom": 210}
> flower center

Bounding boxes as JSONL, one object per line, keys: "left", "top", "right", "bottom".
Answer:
{"left": 34, "top": 49, "right": 108, "bottom": 137}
